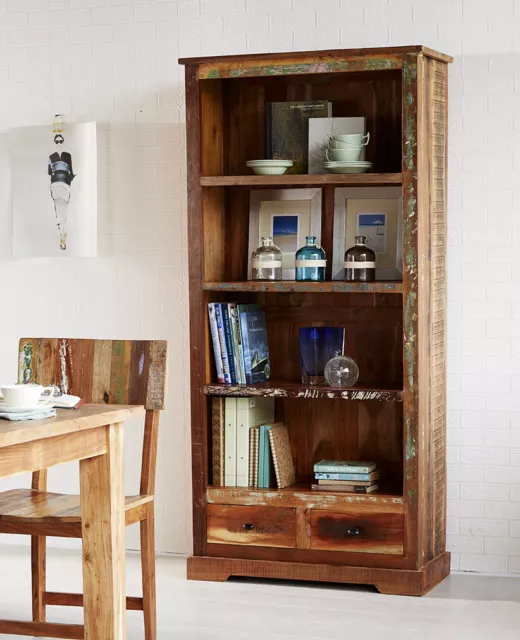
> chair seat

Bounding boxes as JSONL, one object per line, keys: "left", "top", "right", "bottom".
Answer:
{"left": 0, "top": 489, "right": 153, "bottom": 524}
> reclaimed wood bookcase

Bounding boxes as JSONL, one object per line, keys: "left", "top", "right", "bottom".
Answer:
{"left": 180, "top": 46, "right": 452, "bottom": 596}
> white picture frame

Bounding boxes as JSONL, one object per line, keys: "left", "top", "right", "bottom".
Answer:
{"left": 332, "top": 187, "right": 403, "bottom": 281}
{"left": 248, "top": 189, "right": 322, "bottom": 280}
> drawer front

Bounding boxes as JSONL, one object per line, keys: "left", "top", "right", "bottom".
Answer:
{"left": 207, "top": 504, "right": 296, "bottom": 548}
{"left": 310, "top": 510, "right": 404, "bottom": 555}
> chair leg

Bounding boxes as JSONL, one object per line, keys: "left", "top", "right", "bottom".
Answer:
{"left": 140, "top": 504, "right": 157, "bottom": 640}
{"left": 31, "top": 535, "right": 46, "bottom": 622}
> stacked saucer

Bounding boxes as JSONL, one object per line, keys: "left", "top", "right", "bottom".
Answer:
{"left": 323, "top": 161, "right": 373, "bottom": 174}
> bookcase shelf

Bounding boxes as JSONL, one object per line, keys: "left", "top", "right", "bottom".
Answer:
{"left": 182, "top": 45, "right": 451, "bottom": 596}
{"left": 204, "top": 382, "right": 403, "bottom": 402}
{"left": 207, "top": 483, "right": 404, "bottom": 510}
{"left": 201, "top": 173, "right": 403, "bottom": 188}
{"left": 202, "top": 281, "right": 403, "bottom": 294}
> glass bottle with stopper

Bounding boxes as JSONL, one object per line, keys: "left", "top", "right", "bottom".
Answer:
{"left": 251, "top": 236, "right": 282, "bottom": 281}
{"left": 324, "top": 350, "right": 360, "bottom": 388}
{"left": 295, "top": 236, "right": 326, "bottom": 282}
{"left": 344, "top": 235, "right": 376, "bottom": 282}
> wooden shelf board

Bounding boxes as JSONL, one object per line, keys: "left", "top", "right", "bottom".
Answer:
{"left": 202, "top": 281, "right": 403, "bottom": 294}
{"left": 201, "top": 173, "right": 403, "bottom": 188}
{"left": 204, "top": 381, "right": 403, "bottom": 402}
{"left": 207, "top": 483, "right": 404, "bottom": 511}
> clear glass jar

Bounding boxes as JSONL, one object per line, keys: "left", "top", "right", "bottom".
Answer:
{"left": 344, "top": 235, "right": 376, "bottom": 282}
{"left": 324, "top": 351, "right": 360, "bottom": 387}
{"left": 295, "top": 236, "right": 326, "bottom": 282}
{"left": 251, "top": 237, "right": 282, "bottom": 281}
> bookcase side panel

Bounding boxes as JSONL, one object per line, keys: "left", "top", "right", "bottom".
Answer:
{"left": 186, "top": 64, "right": 209, "bottom": 557}
{"left": 401, "top": 53, "right": 420, "bottom": 570}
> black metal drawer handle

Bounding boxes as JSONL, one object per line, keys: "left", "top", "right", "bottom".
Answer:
{"left": 346, "top": 527, "right": 363, "bottom": 537}
{"left": 243, "top": 523, "right": 255, "bottom": 531}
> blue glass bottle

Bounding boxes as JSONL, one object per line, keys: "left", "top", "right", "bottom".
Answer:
{"left": 295, "top": 236, "right": 326, "bottom": 281}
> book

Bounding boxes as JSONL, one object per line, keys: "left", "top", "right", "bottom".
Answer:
{"left": 308, "top": 116, "right": 366, "bottom": 174}
{"left": 268, "top": 423, "right": 295, "bottom": 489}
{"left": 229, "top": 303, "right": 244, "bottom": 384}
{"left": 230, "top": 303, "right": 246, "bottom": 384}
{"left": 315, "top": 472, "right": 380, "bottom": 482}
{"left": 266, "top": 100, "right": 331, "bottom": 174}
{"left": 221, "top": 304, "right": 237, "bottom": 384}
{"left": 235, "top": 398, "right": 274, "bottom": 487}
{"left": 240, "top": 310, "right": 270, "bottom": 384}
{"left": 224, "top": 398, "right": 237, "bottom": 486}
{"left": 311, "top": 484, "right": 379, "bottom": 494}
{"left": 258, "top": 424, "right": 274, "bottom": 488}
{"left": 52, "top": 394, "right": 82, "bottom": 409}
{"left": 317, "top": 478, "right": 376, "bottom": 487}
{"left": 248, "top": 424, "right": 259, "bottom": 487}
{"left": 208, "top": 304, "right": 225, "bottom": 384}
{"left": 313, "top": 460, "right": 377, "bottom": 474}
{"left": 214, "top": 303, "right": 232, "bottom": 384}
{"left": 211, "top": 397, "right": 225, "bottom": 485}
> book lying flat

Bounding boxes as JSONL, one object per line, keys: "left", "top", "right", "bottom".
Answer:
{"left": 311, "top": 484, "right": 379, "bottom": 494}
{"left": 53, "top": 394, "right": 83, "bottom": 409}
{"left": 314, "top": 460, "right": 376, "bottom": 474}
{"left": 315, "top": 471, "right": 379, "bottom": 482}
{"left": 317, "top": 477, "right": 378, "bottom": 487}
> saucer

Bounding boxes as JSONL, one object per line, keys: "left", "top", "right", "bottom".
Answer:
{"left": 0, "top": 401, "right": 53, "bottom": 414}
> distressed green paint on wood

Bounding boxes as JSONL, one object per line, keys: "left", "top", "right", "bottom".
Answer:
{"left": 201, "top": 57, "right": 401, "bottom": 79}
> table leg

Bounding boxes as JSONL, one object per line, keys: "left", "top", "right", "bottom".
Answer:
{"left": 80, "top": 422, "right": 126, "bottom": 640}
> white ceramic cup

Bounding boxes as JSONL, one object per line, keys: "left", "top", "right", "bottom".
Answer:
{"left": 0, "top": 384, "right": 56, "bottom": 408}
{"left": 330, "top": 132, "right": 370, "bottom": 147}
{"left": 326, "top": 147, "right": 363, "bottom": 162}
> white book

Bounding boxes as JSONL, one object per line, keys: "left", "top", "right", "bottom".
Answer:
{"left": 308, "top": 117, "right": 366, "bottom": 174}
{"left": 236, "top": 398, "right": 255, "bottom": 487}
{"left": 224, "top": 398, "right": 237, "bottom": 487}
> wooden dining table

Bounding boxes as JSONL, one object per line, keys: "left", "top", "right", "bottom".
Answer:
{"left": 0, "top": 404, "right": 144, "bottom": 640}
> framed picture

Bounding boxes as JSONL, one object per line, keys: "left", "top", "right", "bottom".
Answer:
{"left": 248, "top": 189, "right": 322, "bottom": 280}
{"left": 332, "top": 187, "right": 402, "bottom": 280}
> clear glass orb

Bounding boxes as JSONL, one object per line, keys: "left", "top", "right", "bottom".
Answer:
{"left": 324, "top": 353, "right": 360, "bottom": 388}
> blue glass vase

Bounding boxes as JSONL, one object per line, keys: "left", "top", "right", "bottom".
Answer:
{"left": 295, "top": 236, "right": 326, "bottom": 282}
{"left": 299, "top": 327, "right": 345, "bottom": 385}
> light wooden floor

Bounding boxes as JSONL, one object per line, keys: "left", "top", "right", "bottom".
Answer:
{"left": 0, "top": 546, "right": 518, "bottom": 639}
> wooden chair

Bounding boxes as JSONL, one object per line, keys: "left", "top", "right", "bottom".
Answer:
{"left": 0, "top": 338, "right": 167, "bottom": 640}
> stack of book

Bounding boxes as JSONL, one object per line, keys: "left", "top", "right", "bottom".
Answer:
{"left": 212, "top": 397, "right": 295, "bottom": 490}
{"left": 312, "top": 460, "right": 379, "bottom": 494}
{"left": 208, "top": 303, "right": 270, "bottom": 385}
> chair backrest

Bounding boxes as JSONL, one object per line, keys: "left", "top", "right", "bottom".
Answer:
{"left": 18, "top": 338, "right": 168, "bottom": 495}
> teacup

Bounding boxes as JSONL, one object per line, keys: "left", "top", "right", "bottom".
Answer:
{"left": 0, "top": 384, "right": 56, "bottom": 408}
{"left": 326, "top": 147, "right": 363, "bottom": 162}
{"left": 330, "top": 132, "right": 370, "bottom": 147}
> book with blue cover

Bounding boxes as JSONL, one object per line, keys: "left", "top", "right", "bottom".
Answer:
{"left": 315, "top": 472, "right": 378, "bottom": 482}
{"left": 240, "top": 310, "right": 270, "bottom": 384}
{"left": 221, "top": 304, "right": 237, "bottom": 384}
{"left": 214, "top": 303, "right": 231, "bottom": 384}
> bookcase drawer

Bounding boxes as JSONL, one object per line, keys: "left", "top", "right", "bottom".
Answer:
{"left": 310, "top": 510, "right": 404, "bottom": 555}
{"left": 207, "top": 504, "right": 297, "bottom": 548}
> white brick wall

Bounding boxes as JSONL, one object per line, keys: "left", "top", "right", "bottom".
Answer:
{"left": 0, "top": 0, "right": 519, "bottom": 572}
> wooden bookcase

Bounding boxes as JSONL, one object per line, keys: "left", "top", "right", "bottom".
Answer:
{"left": 180, "top": 46, "right": 452, "bottom": 596}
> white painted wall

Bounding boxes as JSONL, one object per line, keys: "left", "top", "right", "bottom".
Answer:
{"left": 0, "top": 0, "right": 520, "bottom": 574}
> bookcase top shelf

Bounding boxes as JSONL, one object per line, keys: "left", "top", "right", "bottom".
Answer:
{"left": 202, "top": 281, "right": 403, "bottom": 294}
{"left": 204, "top": 382, "right": 403, "bottom": 402}
{"left": 200, "top": 174, "right": 403, "bottom": 188}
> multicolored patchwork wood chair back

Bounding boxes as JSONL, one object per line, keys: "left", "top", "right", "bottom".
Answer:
{"left": 18, "top": 338, "right": 167, "bottom": 410}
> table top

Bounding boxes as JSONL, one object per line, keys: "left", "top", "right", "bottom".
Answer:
{"left": 0, "top": 404, "right": 144, "bottom": 448}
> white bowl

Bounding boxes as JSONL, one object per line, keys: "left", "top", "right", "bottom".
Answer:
{"left": 249, "top": 165, "right": 290, "bottom": 175}
{"left": 246, "top": 159, "right": 293, "bottom": 166}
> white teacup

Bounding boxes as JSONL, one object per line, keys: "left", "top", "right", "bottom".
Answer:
{"left": 326, "top": 147, "right": 363, "bottom": 162}
{"left": 0, "top": 384, "right": 56, "bottom": 408}
{"left": 331, "top": 132, "right": 370, "bottom": 147}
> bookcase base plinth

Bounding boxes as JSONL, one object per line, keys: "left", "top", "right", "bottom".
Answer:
{"left": 187, "top": 552, "right": 451, "bottom": 597}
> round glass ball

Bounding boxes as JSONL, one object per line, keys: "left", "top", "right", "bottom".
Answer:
{"left": 324, "top": 354, "right": 360, "bottom": 388}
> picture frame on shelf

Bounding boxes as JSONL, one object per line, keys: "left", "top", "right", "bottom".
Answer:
{"left": 331, "top": 187, "right": 403, "bottom": 281}
{"left": 248, "top": 188, "right": 322, "bottom": 280}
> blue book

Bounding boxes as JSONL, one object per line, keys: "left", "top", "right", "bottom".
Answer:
{"left": 214, "top": 304, "right": 231, "bottom": 384}
{"left": 315, "top": 472, "right": 375, "bottom": 482}
{"left": 221, "top": 304, "right": 237, "bottom": 384}
{"left": 258, "top": 425, "right": 273, "bottom": 488}
{"left": 240, "top": 310, "right": 270, "bottom": 384}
